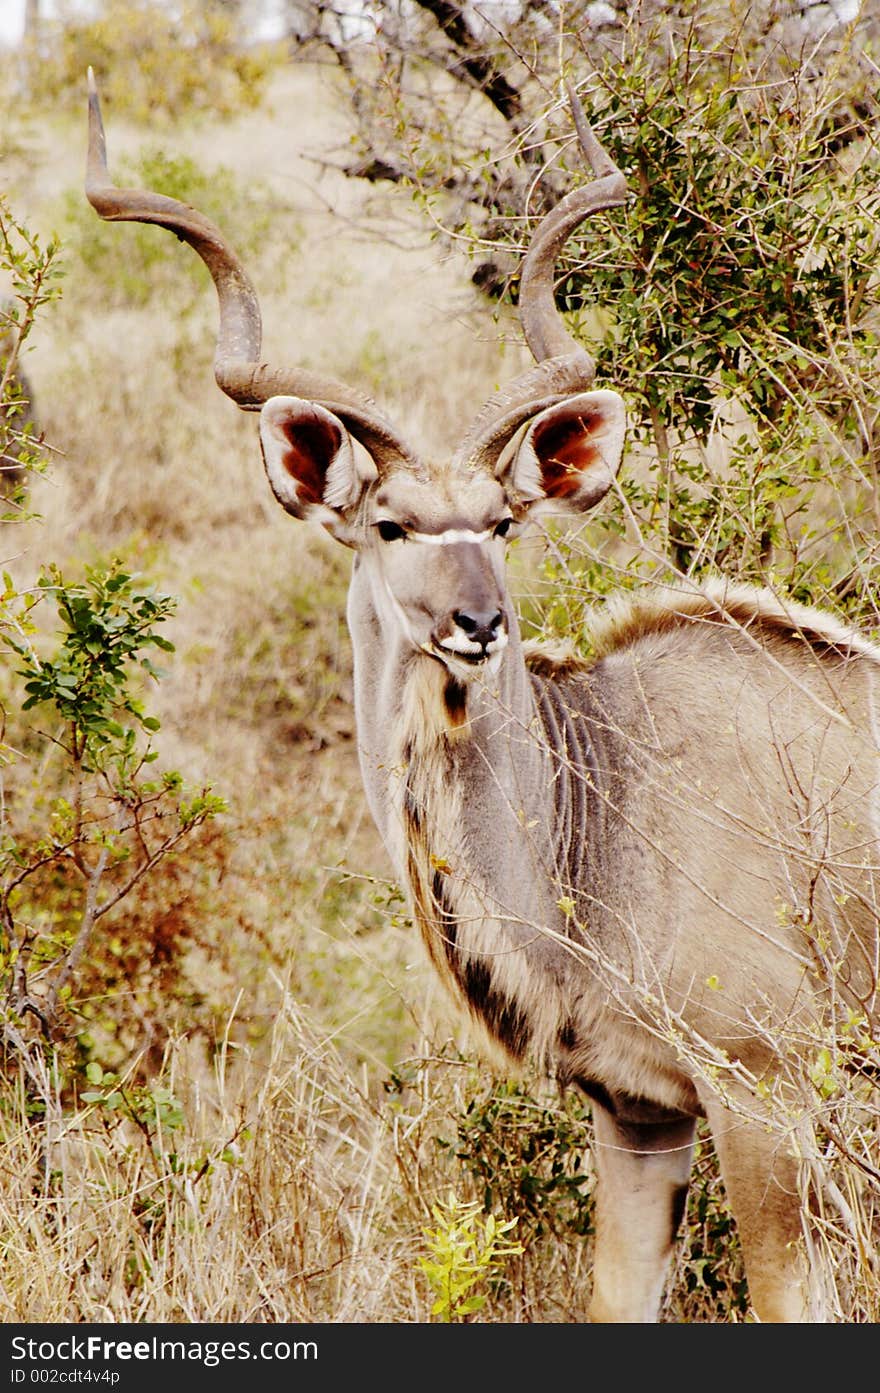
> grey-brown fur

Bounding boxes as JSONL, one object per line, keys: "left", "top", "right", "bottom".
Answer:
{"left": 392, "top": 580, "right": 879, "bottom": 1098}
{"left": 370, "top": 571, "right": 878, "bottom": 1322}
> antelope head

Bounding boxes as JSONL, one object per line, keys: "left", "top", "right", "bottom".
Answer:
{"left": 85, "top": 71, "right": 628, "bottom": 686}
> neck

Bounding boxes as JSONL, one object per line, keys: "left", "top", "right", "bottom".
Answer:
{"left": 347, "top": 562, "right": 616, "bottom": 1069}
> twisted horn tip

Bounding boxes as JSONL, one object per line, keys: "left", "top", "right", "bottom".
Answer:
{"left": 86, "top": 66, "right": 110, "bottom": 195}
{"left": 565, "top": 79, "right": 624, "bottom": 183}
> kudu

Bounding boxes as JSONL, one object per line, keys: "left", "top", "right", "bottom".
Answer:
{"left": 86, "top": 71, "right": 879, "bottom": 1322}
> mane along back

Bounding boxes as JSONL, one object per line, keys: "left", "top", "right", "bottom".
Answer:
{"left": 524, "top": 579, "right": 880, "bottom": 675}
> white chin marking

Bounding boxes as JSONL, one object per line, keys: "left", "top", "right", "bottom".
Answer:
{"left": 433, "top": 634, "right": 507, "bottom": 682}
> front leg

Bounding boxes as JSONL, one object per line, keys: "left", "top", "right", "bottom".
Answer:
{"left": 587, "top": 1093, "right": 697, "bottom": 1323}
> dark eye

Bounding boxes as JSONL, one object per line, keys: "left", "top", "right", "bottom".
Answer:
{"left": 377, "top": 520, "right": 406, "bottom": 542}
{"left": 494, "top": 517, "right": 513, "bottom": 539}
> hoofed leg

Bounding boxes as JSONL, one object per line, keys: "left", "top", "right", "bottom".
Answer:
{"left": 700, "top": 1089, "right": 823, "bottom": 1322}
{"left": 588, "top": 1098, "right": 697, "bottom": 1322}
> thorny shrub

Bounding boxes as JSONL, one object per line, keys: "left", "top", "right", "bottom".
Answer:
{"left": 547, "top": 36, "right": 880, "bottom": 619}
{"left": 418, "top": 1190, "right": 522, "bottom": 1322}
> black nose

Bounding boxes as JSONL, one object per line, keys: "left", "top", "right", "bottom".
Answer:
{"left": 453, "top": 609, "right": 503, "bottom": 648}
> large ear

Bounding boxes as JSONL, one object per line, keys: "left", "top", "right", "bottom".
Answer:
{"left": 494, "top": 390, "right": 626, "bottom": 515}
{"left": 259, "top": 396, "right": 378, "bottom": 537}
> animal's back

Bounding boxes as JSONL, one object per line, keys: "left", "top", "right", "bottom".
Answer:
{"left": 550, "top": 582, "right": 880, "bottom": 1075}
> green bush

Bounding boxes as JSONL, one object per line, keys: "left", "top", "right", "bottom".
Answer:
{"left": 419, "top": 1190, "right": 522, "bottom": 1322}
{"left": 439, "top": 1078, "right": 595, "bottom": 1243}
{"left": 534, "top": 29, "right": 880, "bottom": 624}
{"left": 19, "top": 0, "right": 279, "bottom": 122}
{"left": 1, "top": 561, "right": 226, "bottom": 1092}
{"left": 64, "top": 146, "right": 282, "bottom": 311}
{"left": 0, "top": 196, "right": 61, "bottom": 517}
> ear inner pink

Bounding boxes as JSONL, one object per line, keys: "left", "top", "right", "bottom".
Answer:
{"left": 533, "top": 416, "right": 600, "bottom": 498}
{"left": 279, "top": 415, "right": 342, "bottom": 506}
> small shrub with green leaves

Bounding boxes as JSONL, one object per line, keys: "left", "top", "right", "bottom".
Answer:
{"left": 676, "top": 1131, "right": 749, "bottom": 1322}
{"left": 0, "top": 195, "right": 61, "bottom": 515}
{"left": 0, "top": 561, "right": 226, "bottom": 1092}
{"left": 419, "top": 1190, "right": 523, "bottom": 1322}
{"left": 435, "top": 1078, "right": 755, "bottom": 1322}
{"left": 441, "top": 1079, "right": 595, "bottom": 1244}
